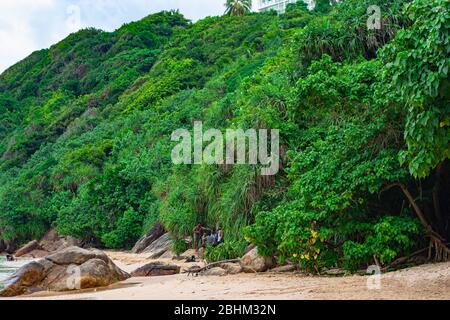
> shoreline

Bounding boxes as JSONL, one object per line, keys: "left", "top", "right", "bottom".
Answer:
{"left": 2, "top": 252, "right": 449, "bottom": 300}
{"left": 0, "top": 256, "right": 35, "bottom": 288}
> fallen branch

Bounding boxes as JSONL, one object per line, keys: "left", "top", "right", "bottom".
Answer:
{"left": 182, "top": 259, "right": 240, "bottom": 275}
{"left": 381, "top": 247, "right": 429, "bottom": 272}
{"left": 380, "top": 182, "right": 430, "bottom": 229}
{"left": 201, "top": 259, "right": 240, "bottom": 271}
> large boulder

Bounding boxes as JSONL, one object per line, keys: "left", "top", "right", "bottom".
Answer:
{"left": 15, "top": 240, "right": 42, "bottom": 258}
{"left": 203, "top": 267, "right": 227, "bottom": 276}
{"left": 159, "top": 250, "right": 176, "bottom": 260}
{"left": 244, "top": 244, "right": 256, "bottom": 255}
{"left": 240, "top": 247, "right": 274, "bottom": 273}
{"left": 14, "top": 229, "right": 82, "bottom": 259}
{"left": 21, "top": 250, "right": 51, "bottom": 259}
{"left": 220, "top": 263, "right": 242, "bottom": 275}
{"left": 132, "top": 222, "right": 165, "bottom": 254}
{"left": 39, "top": 229, "right": 80, "bottom": 253}
{"left": 0, "top": 261, "right": 52, "bottom": 296}
{"left": 143, "top": 233, "right": 174, "bottom": 259}
{"left": 0, "top": 246, "right": 129, "bottom": 297}
{"left": 46, "top": 246, "right": 108, "bottom": 265}
{"left": 131, "top": 262, "right": 180, "bottom": 277}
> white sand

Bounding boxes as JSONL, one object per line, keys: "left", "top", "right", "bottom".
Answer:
{"left": 7, "top": 251, "right": 450, "bottom": 300}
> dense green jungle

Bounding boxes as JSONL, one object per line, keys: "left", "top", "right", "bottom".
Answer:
{"left": 0, "top": 0, "right": 448, "bottom": 272}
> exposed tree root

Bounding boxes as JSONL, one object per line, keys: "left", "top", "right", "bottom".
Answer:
{"left": 381, "top": 182, "right": 450, "bottom": 263}
{"left": 428, "top": 234, "right": 450, "bottom": 262}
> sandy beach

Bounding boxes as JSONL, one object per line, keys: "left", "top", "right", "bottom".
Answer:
{"left": 3, "top": 251, "right": 449, "bottom": 300}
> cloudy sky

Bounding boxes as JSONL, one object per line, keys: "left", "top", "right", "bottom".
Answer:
{"left": 0, "top": 0, "right": 237, "bottom": 73}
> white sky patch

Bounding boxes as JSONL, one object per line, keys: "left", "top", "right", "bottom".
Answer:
{"left": 0, "top": 0, "right": 226, "bottom": 74}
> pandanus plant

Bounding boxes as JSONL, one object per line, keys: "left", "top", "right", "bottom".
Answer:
{"left": 225, "top": 0, "right": 252, "bottom": 16}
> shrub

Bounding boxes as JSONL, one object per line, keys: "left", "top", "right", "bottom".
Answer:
{"left": 101, "top": 207, "right": 143, "bottom": 249}
{"left": 205, "top": 240, "right": 247, "bottom": 263}
{"left": 172, "top": 238, "right": 190, "bottom": 256}
{"left": 342, "top": 216, "right": 423, "bottom": 271}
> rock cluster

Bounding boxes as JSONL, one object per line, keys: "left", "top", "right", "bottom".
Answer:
{"left": 12, "top": 229, "right": 81, "bottom": 259}
{"left": 131, "top": 222, "right": 165, "bottom": 254}
{"left": 0, "top": 246, "right": 129, "bottom": 297}
{"left": 240, "top": 247, "right": 275, "bottom": 273}
{"left": 142, "top": 233, "right": 174, "bottom": 259}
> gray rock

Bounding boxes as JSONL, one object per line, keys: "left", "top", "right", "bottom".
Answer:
{"left": 14, "top": 229, "right": 82, "bottom": 259}
{"left": 78, "top": 259, "right": 117, "bottom": 288}
{"left": 203, "top": 267, "right": 227, "bottom": 276}
{"left": 46, "top": 246, "right": 108, "bottom": 265}
{"left": 0, "top": 246, "right": 129, "bottom": 297}
{"left": 0, "top": 262, "right": 48, "bottom": 297}
{"left": 143, "top": 233, "right": 174, "bottom": 259}
{"left": 39, "top": 229, "right": 81, "bottom": 253}
{"left": 220, "top": 263, "right": 242, "bottom": 275}
{"left": 132, "top": 222, "right": 165, "bottom": 254}
{"left": 244, "top": 244, "right": 256, "bottom": 254}
{"left": 15, "top": 240, "right": 43, "bottom": 258}
{"left": 240, "top": 247, "right": 274, "bottom": 273}
{"left": 21, "top": 249, "right": 50, "bottom": 259}
{"left": 159, "top": 250, "right": 176, "bottom": 260}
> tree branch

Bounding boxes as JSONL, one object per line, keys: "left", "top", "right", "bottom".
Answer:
{"left": 380, "top": 182, "right": 431, "bottom": 231}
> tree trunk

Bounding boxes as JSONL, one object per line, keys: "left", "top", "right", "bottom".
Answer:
{"left": 381, "top": 182, "right": 450, "bottom": 262}
{"left": 432, "top": 163, "right": 444, "bottom": 233}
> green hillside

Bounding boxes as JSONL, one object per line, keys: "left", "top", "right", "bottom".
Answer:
{"left": 0, "top": 0, "right": 448, "bottom": 271}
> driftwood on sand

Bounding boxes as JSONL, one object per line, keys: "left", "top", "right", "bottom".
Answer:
{"left": 182, "top": 259, "right": 240, "bottom": 276}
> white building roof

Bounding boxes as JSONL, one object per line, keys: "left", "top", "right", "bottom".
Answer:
{"left": 256, "top": 0, "right": 298, "bottom": 13}
{"left": 256, "top": 0, "right": 310, "bottom": 13}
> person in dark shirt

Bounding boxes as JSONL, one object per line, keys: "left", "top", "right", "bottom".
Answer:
{"left": 193, "top": 224, "right": 205, "bottom": 252}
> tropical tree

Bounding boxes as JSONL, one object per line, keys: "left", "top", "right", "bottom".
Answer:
{"left": 313, "top": 0, "right": 332, "bottom": 14}
{"left": 381, "top": 0, "right": 450, "bottom": 179}
{"left": 225, "top": 0, "right": 252, "bottom": 16}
